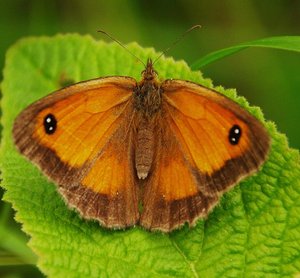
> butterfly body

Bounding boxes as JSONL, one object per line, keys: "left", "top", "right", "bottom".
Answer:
{"left": 134, "top": 59, "right": 166, "bottom": 180}
{"left": 13, "top": 58, "right": 270, "bottom": 232}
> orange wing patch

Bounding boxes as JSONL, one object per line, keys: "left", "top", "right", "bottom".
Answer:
{"left": 33, "top": 83, "right": 133, "bottom": 167}
{"left": 82, "top": 129, "right": 135, "bottom": 196}
{"left": 158, "top": 154, "right": 198, "bottom": 201}
{"left": 163, "top": 84, "right": 253, "bottom": 175}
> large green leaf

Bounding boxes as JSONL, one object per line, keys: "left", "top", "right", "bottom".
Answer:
{"left": 0, "top": 34, "right": 300, "bottom": 277}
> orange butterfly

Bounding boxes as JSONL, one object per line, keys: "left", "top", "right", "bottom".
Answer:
{"left": 13, "top": 58, "right": 270, "bottom": 232}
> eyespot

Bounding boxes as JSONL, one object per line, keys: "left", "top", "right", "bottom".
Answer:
{"left": 44, "top": 114, "right": 57, "bottom": 135}
{"left": 229, "top": 125, "right": 241, "bottom": 145}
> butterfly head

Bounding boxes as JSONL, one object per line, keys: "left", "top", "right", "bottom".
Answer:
{"left": 141, "top": 59, "right": 158, "bottom": 81}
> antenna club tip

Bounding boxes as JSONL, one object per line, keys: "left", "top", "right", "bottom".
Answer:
{"left": 191, "top": 24, "right": 202, "bottom": 30}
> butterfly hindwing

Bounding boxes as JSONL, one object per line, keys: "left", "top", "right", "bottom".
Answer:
{"left": 59, "top": 118, "right": 139, "bottom": 228}
{"left": 140, "top": 116, "right": 218, "bottom": 231}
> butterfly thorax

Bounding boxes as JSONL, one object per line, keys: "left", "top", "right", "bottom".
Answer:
{"left": 133, "top": 59, "right": 162, "bottom": 118}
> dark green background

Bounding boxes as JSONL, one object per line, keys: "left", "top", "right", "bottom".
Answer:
{"left": 1, "top": 0, "right": 299, "bottom": 149}
{"left": 0, "top": 1, "right": 299, "bottom": 277}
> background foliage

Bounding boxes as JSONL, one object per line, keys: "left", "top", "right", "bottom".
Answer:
{"left": 1, "top": 0, "right": 299, "bottom": 149}
{"left": 0, "top": 1, "right": 299, "bottom": 277}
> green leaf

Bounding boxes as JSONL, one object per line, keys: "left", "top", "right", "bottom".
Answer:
{"left": 191, "top": 36, "right": 300, "bottom": 69}
{"left": 1, "top": 34, "right": 300, "bottom": 277}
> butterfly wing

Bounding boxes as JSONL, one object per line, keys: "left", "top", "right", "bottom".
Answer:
{"left": 140, "top": 80, "right": 270, "bottom": 232}
{"left": 140, "top": 119, "right": 219, "bottom": 232}
{"left": 13, "top": 77, "right": 140, "bottom": 228}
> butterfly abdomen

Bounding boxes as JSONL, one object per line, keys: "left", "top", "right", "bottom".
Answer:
{"left": 135, "top": 119, "right": 155, "bottom": 180}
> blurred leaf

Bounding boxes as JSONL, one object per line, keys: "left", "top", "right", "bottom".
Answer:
{"left": 191, "top": 36, "right": 300, "bottom": 69}
{"left": 0, "top": 34, "right": 300, "bottom": 277}
{"left": 0, "top": 200, "right": 37, "bottom": 268}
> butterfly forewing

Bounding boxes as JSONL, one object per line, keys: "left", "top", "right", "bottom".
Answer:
{"left": 162, "top": 80, "right": 270, "bottom": 195}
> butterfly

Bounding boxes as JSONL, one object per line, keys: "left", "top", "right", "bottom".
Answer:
{"left": 13, "top": 58, "right": 270, "bottom": 232}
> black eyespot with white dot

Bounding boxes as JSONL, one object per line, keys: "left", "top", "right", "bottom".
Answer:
{"left": 44, "top": 114, "right": 57, "bottom": 135}
{"left": 229, "top": 125, "right": 241, "bottom": 145}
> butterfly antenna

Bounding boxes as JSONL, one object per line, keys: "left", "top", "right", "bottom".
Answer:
{"left": 153, "top": 25, "right": 201, "bottom": 65}
{"left": 97, "top": 30, "right": 146, "bottom": 67}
